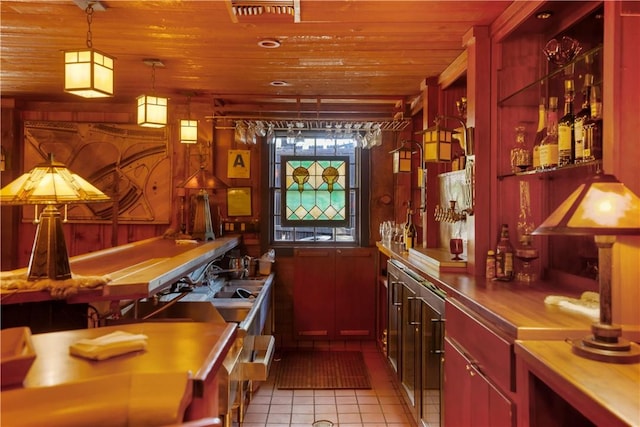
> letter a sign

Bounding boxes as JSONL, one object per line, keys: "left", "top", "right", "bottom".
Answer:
{"left": 227, "top": 149, "right": 251, "bottom": 179}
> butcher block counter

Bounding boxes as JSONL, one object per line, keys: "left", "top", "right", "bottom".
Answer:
{"left": 1, "top": 321, "right": 238, "bottom": 425}
{"left": 1, "top": 236, "right": 240, "bottom": 304}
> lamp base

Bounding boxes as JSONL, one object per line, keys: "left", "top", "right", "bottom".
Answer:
{"left": 570, "top": 323, "right": 640, "bottom": 364}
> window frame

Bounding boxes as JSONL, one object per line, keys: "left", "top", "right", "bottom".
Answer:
{"left": 263, "top": 131, "right": 371, "bottom": 248}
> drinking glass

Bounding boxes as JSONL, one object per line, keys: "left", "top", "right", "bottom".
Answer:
{"left": 450, "top": 238, "right": 464, "bottom": 260}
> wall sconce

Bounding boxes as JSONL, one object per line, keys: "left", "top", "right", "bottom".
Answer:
{"left": 180, "top": 94, "right": 198, "bottom": 144}
{"left": 391, "top": 146, "right": 412, "bottom": 173}
{"left": 137, "top": 59, "right": 168, "bottom": 128}
{"left": 64, "top": 2, "right": 114, "bottom": 98}
{"left": 389, "top": 140, "right": 426, "bottom": 212}
{"left": 533, "top": 172, "right": 640, "bottom": 363}
{"left": 0, "top": 154, "right": 110, "bottom": 280}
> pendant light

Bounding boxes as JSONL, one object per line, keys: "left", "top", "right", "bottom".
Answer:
{"left": 180, "top": 94, "right": 198, "bottom": 144}
{"left": 64, "top": 2, "right": 114, "bottom": 98}
{"left": 137, "top": 59, "right": 168, "bottom": 128}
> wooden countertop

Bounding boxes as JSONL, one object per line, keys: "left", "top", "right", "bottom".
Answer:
{"left": 378, "top": 241, "right": 595, "bottom": 341}
{"left": 515, "top": 340, "right": 640, "bottom": 427}
{"left": 1, "top": 236, "right": 240, "bottom": 304}
{"left": 16, "top": 321, "right": 237, "bottom": 390}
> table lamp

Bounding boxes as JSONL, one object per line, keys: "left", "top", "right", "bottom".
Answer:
{"left": 533, "top": 172, "right": 640, "bottom": 363}
{"left": 178, "top": 165, "right": 228, "bottom": 241}
{"left": 0, "top": 154, "right": 110, "bottom": 280}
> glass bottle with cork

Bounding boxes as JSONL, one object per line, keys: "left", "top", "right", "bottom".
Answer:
{"left": 495, "top": 223, "right": 515, "bottom": 281}
{"left": 573, "top": 73, "right": 593, "bottom": 164}
{"left": 532, "top": 98, "right": 546, "bottom": 171}
{"left": 558, "top": 79, "right": 576, "bottom": 167}
{"left": 403, "top": 200, "right": 416, "bottom": 251}
{"left": 584, "top": 81, "right": 603, "bottom": 162}
{"left": 539, "top": 96, "right": 559, "bottom": 169}
{"left": 510, "top": 124, "right": 531, "bottom": 172}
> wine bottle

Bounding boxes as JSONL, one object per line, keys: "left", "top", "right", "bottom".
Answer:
{"left": 584, "top": 83, "right": 603, "bottom": 162}
{"left": 403, "top": 201, "right": 416, "bottom": 251}
{"left": 558, "top": 79, "right": 575, "bottom": 167}
{"left": 574, "top": 74, "right": 593, "bottom": 164}
{"left": 539, "top": 97, "right": 559, "bottom": 169}
{"left": 495, "top": 224, "right": 514, "bottom": 281}
{"left": 532, "top": 98, "right": 546, "bottom": 171}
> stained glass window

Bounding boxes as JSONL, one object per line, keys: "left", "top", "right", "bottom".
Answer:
{"left": 270, "top": 134, "right": 360, "bottom": 243}
{"left": 281, "top": 156, "right": 349, "bottom": 226}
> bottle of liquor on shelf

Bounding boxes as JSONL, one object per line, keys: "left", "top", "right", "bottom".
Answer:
{"left": 532, "top": 98, "right": 546, "bottom": 171}
{"left": 584, "top": 82, "right": 603, "bottom": 162}
{"left": 558, "top": 79, "right": 575, "bottom": 167}
{"left": 495, "top": 224, "right": 514, "bottom": 281}
{"left": 573, "top": 74, "right": 593, "bottom": 164}
{"left": 539, "top": 96, "right": 559, "bottom": 169}
{"left": 403, "top": 201, "right": 416, "bottom": 251}
{"left": 510, "top": 124, "right": 531, "bottom": 172}
{"left": 486, "top": 250, "right": 496, "bottom": 279}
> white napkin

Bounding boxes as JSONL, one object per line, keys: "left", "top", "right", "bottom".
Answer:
{"left": 70, "top": 331, "right": 148, "bottom": 361}
{"left": 544, "top": 291, "right": 600, "bottom": 321}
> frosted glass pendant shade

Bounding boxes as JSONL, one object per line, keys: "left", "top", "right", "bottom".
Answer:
{"left": 137, "top": 95, "right": 168, "bottom": 128}
{"left": 64, "top": 49, "right": 114, "bottom": 98}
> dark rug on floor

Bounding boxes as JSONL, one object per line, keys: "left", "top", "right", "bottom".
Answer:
{"left": 276, "top": 351, "right": 371, "bottom": 390}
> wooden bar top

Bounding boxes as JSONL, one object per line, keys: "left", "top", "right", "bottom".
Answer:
{"left": 515, "top": 340, "right": 640, "bottom": 427}
{"left": 378, "top": 241, "right": 596, "bottom": 341}
{"left": 1, "top": 236, "right": 240, "bottom": 304}
{"left": 16, "top": 321, "right": 237, "bottom": 389}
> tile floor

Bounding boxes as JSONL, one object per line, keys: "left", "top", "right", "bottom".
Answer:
{"left": 234, "top": 341, "right": 415, "bottom": 427}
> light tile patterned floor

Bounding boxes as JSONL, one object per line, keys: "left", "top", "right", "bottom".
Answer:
{"left": 234, "top": 341, "right": 415, "bottom": 427}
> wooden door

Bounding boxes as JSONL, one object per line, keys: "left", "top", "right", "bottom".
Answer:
{"left": 293, "top": 248, "right": 335, "bottom": 339}
{"left": 334, "top": 247, "right": 376, "bottom": 339}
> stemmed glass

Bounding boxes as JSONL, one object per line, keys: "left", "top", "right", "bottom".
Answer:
{"left": 449, "top": 238, "right": 464, "bottom": 260}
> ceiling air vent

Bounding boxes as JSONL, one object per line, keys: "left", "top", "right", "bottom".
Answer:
{"left": 227, "top": 0, "right": 300, "bottom": 23}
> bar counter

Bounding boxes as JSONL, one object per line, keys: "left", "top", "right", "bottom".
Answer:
{"left": 1, "top": 321, "right": 238, "bottom": 425}
{"left": 378, "top": 241, "right": 596, "bottom": 341}
{"left": 1, "top": 236, "right": 240, "bottom": 304}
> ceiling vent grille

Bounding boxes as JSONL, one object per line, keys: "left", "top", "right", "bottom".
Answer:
{"left": 227, "top": 0, "right": 300, "bottom": 23}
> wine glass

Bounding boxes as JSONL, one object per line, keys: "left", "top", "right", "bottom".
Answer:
{"left": 450, "top": 238, "right": 464, "bottom": 261}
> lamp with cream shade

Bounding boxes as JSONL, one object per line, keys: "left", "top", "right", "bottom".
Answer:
{"left": 533, "top": 172, "right": 640, "bottom": 363}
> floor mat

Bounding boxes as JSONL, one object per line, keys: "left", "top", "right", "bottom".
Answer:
{"left": 276, "top": 350, "right": 371, "bottom": 390}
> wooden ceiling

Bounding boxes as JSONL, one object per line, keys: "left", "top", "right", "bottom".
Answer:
{"left": 0, "top": 0, "right": 512, "bottom": 120}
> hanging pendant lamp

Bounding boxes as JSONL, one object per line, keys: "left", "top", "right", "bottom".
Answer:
{"left": 180, "top": 94, "right": 198, "bottom": 144}
{"left": 64, "top": 3, "right": 114, "bottom": 98}
{"left": 137, "top": 59, "right": 168, "bottom": 128}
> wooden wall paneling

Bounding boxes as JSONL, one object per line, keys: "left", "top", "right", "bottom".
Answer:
{"left": 1, "top": 99, "right": 19, "bottom": 269}
{"left": 604, "top": 0, "right": 640, "bottom": 334}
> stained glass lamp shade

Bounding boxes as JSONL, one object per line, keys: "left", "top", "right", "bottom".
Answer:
{"left": 0, "top": 154, "right": 110, "bottom": 280}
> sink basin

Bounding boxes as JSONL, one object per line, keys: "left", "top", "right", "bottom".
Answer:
{"left": 210, "top": 299, "right": 254, "bottom": 323}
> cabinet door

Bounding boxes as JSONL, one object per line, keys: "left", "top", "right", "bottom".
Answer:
{"left": 444, "top": 338, "right": 514, "bottom": 427}
{"left": 387, "top": 270, "right": 402, "bottom": 374}
{"left": 293, "top": 248, "right": 336, "bottom": 338}
{"left": 444, "top": 338, "right": 472, "bottom": 427}
{"left": 335, "top": 247, "right": 375, "bottom": 339}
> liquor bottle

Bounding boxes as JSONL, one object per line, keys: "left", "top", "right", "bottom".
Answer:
{"left": 558, "top": 79, "right": 575, "bottom": 167}
{"left": 532, "top": 98, "right": 546, "bottom": 171}
{"left": 485, "top": 250, "right": 496, "bottom": 279}
{"left": 495, "top": 224, "right": 514, "bottom": 281}
{"left": 539, "top": 97, "right": 559, "bottom": 169}
{"left": 510, "top": 125, "right": 531, "bottom": 172}
{"left": 574, "top": 74, "right": 593, "bottom": 164}
{"left": 403, "top": 201, "right": 416, "bottom": 251}
{"left": 584, "top": 83, "right": 603, "bottom": 162}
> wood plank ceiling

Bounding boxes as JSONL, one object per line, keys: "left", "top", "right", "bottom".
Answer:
{"left": 0, "top": 0, "right": 512, "bottom": 120}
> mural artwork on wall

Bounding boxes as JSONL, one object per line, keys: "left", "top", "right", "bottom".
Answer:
{"left": 23, "top": 121, "right": 171, "bottom": 224}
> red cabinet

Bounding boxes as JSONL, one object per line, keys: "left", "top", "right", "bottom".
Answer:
{"left": 293, "top": 247, "right": 375, "bottom": 340}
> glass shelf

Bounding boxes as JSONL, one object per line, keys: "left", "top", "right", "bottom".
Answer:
{"left": 498, "top": 45, "right": 603, "bottom": 107}
{"left": 497, "top": 160, "right": 601, "bottom": 180}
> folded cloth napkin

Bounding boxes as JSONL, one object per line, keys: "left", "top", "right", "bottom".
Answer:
{"left": 544, "top": 291, "right": 600, "bottom": 321}
{"left": 69, "top": 331, "right": 148, "bottom": 361}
